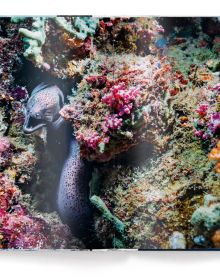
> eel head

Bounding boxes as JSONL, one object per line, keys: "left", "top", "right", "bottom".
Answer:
{"left": 23, "top": 83, "right": 64, "bottom": 134}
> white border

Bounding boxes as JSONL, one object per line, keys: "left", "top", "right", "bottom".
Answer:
{"left": 0, "top": 0, "right": 220, "bottom": 16}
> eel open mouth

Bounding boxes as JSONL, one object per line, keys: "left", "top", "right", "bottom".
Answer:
{"left": 23, "top": 115, "right": 46, "bottom": 134}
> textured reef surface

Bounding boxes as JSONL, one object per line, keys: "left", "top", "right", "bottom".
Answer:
{"left": 0, "top": 16, "right": 219, "bottom": 249}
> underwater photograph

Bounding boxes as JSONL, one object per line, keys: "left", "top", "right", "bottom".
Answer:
{"left": 0, "top": 16, "right": 220, "bottom": 250}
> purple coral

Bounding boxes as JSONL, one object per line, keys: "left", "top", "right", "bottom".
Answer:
{"left": 194, "top": 101, "right": 220, "bottom": 144}
{"left": 208, "top": 112, "right": 220, "bottom": 134}
{"left": 212, "top": 83, "right": 220, "bottom": 91}
{"left": 10, "top": 86, "right": 28, "bottom": 100}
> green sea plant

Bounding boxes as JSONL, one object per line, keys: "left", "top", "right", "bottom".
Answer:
{"left": 89, "top": 169, "right": 125, "bottom": 234}
{"left": 11, "top": 16, "right": 99, "bottom": 69}
{"left": 18, "top": 17, "right": 47, "bottom": 69}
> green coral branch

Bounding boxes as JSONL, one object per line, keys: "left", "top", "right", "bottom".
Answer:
{"left": 112, "top": 237, "right": 125, "bottom": 249}
{"left": 89, "top": 169, "right": 126, "bottom": 238}
{"left": 19, "top": 27, "right": 45, "bottom": 44}
{"left": 54, "top": 17, "right": 99, "bottom": 40}
{"left": 11, "top": 16, "right": 99, "bottom": 69}
{"left": 14, "top": 17, "right": 47, "bottom": 69}
{"left": 90, "top": 195, "right": 125, "bottom": 234}
{"left": 74, "top": 17, "right": 99, "bottom": 38}
{"left": 11, "top": 17, "right": 27, "bottom": 23}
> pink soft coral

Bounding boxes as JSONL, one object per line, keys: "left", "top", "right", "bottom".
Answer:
{"left": 76, "top": 130, "right": 109, "bottom": 151}
{"left": 195, "top": 104, "right": 209, "bottom": 117}
{"left": 102, "top": 82, "right": 140, "bottom": 116}
{"left": 103, "top": 114, "right": 123, "bottom": 131}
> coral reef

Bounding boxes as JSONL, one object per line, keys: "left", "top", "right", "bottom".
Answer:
{"left": 0, "top": 18, "right": 85, "bottom": 249}
{"left": 95, "top": 17, "right": 164, "bottom": 55}
{"left": 0, "top": 16, "right": 220, "bottom": 250}
{"left": 209, "top": 141, "right": 220, "bottom": 173}
{"left": 191, "top": 195, "right": 220, "bottom": 232}
{"left": 0, "top": 173, "right": 77, "bottom": 249}
{"left": 60, "top": 53, "right": 175, "bottom": 161}
{"left": 11, "top": 16, "right": 99, "bottom": 78}
{"left": 82, "top": 18, "right": 220, "bottom": 249}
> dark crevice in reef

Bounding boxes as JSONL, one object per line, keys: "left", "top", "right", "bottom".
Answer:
{"left": 157, "top": 17, "right": 220, "bottom": 43}
{"left": 13, "top": 59, "right": 78, "bottom": 212}
{"left": 108, "top": 141, "right": 155, "bottom": 167}
{"left": 13, "top": 57, "right": 81, "bottom": 101}
{"left": 0, "top": 18, "right": 11, "bottom": 37}
{"left": 12, "top": 58, "right": 102, "bottom": 249}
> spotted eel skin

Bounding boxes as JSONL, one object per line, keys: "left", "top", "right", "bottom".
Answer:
{"left": 23, "top": 83, "right": 92, "bottom": 239}
{"left": 57, "top": 138, "right": 92, "bottom": 238}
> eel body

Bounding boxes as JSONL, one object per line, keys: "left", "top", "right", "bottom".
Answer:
{"left": 23, "top": 83, "right": 92, "bottom": 238}
{"left": 57, "top": 138, "right": 92, "bottom": 237}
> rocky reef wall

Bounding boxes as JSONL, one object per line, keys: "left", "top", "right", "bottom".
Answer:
{"left": 0, "top": 16, "right": 219, "bottom": 249}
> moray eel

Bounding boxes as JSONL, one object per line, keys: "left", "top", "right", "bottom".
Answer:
{"left": 23, "top": 83, "right": 64, "bottom": 134}
{"left": 23, "top": 83, "right": 92, "bottom": 240}
{"left": 58, "top": 138, "right": 92, "bottom": 237}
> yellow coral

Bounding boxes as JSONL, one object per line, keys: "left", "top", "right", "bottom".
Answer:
{"left": 209, "top": 141, "right": 220, "bottom": 173}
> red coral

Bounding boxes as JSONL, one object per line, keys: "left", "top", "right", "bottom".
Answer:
{"left": 86, "top": 75, "right": 107, "bottom": 88}
{"left": 196, "top": 104, "right": 209, "bottom": 117}
{"left": 0, "top": 174, "right": 71, "bottom": 249}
